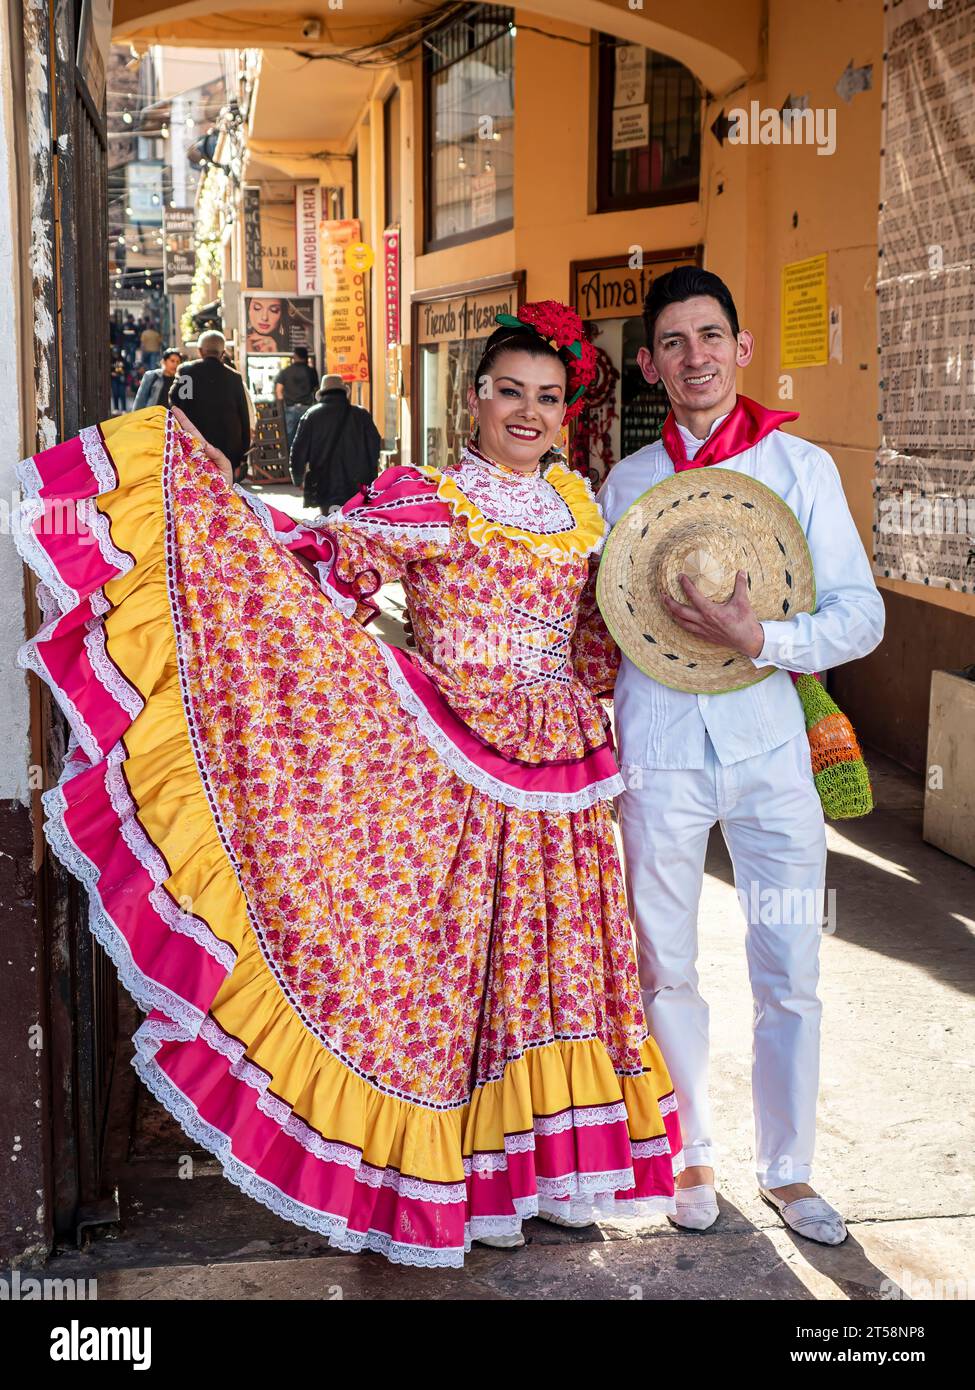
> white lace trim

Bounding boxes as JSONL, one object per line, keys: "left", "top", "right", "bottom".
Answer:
{"left": 533, "top": 1101, "right": 629, "bottom": 1135}
{"left": 11, "top": 493, "right": 81, "bottom": 618}
{"left": 76, "top": 497, "right": 134, "bottom": 576}
{"left": 234, "top": 487, "right": 302, "bottom": 544}
{"left": 130, "top": 1030, "right": 468, "bottom": 1268}
{"left": 353, "top": 1166, "right": 467, "bottom": 1206}
{"left": 40, "top": 781, "right": 207, "bottom": 1034}
{"left": 83, "top": 599, "right": 144, "bottom": 721}
{"left": 369, "top": 636, "right": 625, "bottom": 812}
{"left": 631, "top": 1135, "right": 672, "bottom": 1159}
{"left": 448, "top": 450, "right": 577, "bottom": 536}
{"left": 658, "top": 1091, "right": 678, "bottom": 1116}
{"left": 17, "top": 636, "right": 102, "bottom": 762}
{"left": 79, "top": 424, "right": 117, "bottom": 493}
{"left": 333, "top": 515, "right": 450, "bottom": 542}
{"left": 313, "top": 560, "right": 358, "bottom": 617}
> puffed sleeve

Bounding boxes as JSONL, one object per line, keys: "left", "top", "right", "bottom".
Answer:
{"left": 235, "top": 465, "right": 452, "bottom": 624}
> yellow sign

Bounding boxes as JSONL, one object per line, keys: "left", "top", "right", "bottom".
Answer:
{"left": 320, "top": 219, "right": 369, "bottom": 383}
{"left": 781, "top": 254, "right": 828, "bottom": 368}
{"left": 345, "top": 241, "right": 375, "bottom": 273}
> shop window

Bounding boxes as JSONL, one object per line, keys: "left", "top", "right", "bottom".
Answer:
{"left": 596, "top": 35, "right": 701, "bottom": 212}
{"left": 424, "top": 4, "right": 515, "bottom": 250}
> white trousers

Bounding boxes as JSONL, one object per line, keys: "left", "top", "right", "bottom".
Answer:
{"left": 617, "top": 732, "right": 827, "bottom": 1188}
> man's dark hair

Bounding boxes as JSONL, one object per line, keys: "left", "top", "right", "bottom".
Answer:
{"left": 163, "top": 347, "right": 181, "bottom": 361}
{"left": 293, "top": 345, "right": 309, "bottom": 361}
{"left": 643, "top": 267, "right": 740, "bottom": 348}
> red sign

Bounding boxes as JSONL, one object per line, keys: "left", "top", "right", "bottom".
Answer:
{"left": 383, "top": 227, "right": 400, "bottom": 348}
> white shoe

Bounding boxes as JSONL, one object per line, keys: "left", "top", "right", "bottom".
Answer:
{"left": 667, "top": 1183, "right": 719, "bottom": 1231}
{"left": 535, "top": 1207, "right": 596, "bottom": 1229}
{"left": 474, "top": 1231, "right": 525, "bottom": 1249}
{"left": 759, "top": 1187, "right": 848, "bottom": 1245}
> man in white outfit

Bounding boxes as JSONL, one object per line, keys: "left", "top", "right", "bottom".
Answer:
{"left": 598, "top": 268, "right": 885, "bottom": 1243}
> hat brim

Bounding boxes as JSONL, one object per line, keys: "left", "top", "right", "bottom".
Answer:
{"left": 596, "top": 468, "right": 815, "bottom": 695}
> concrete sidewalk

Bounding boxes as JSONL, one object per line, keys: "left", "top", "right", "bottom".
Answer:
{"left": 41, "top": 484, "right": 975, "bottom": 1297}
{"left": 36, "top": 741, "right": 973, "bottom": 1300}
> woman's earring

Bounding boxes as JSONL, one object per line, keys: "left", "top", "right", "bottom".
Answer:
{"left": 469, "top": 414, "right": 480, "bottom": 445}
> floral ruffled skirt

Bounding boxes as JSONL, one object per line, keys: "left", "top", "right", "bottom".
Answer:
{"left": 14, "top": 408, "right": 682, "bottom": 1266}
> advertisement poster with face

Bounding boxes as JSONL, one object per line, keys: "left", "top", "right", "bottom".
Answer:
{"left": 245, "top": 295, "right": 317, "bottom": 355}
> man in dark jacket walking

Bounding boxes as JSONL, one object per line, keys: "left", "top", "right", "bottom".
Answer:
{"left": 173, "top": 331, "right": 251, "bottom": 477}
{"left": 290, "top": 374, "right": 382, "bottom": 512}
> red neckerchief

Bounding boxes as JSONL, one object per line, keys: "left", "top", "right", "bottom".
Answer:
{"left": 661, "top": 395, "right": 799, "bottom": 471}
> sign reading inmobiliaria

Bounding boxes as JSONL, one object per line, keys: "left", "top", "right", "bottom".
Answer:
{"left": 384, "top": 227, "right": 400, "bottom": 348}
{"left": 296, "top": 183, "right": 322, "bottom": 296}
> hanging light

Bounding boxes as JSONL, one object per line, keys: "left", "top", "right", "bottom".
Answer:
{"left": 125, "top": 205, "right": 133, "bottom": 215}
{"left": 122, "top": 111, "right": 133, "bottom": 125}
{"left": 117, "top": 234, "right": 125, "bottom": 245}
{"left": 161, "top": 124, "right": 169, "bottom": 138}
{"left": 509, "top": 24, "right": 517, "bottom": 37}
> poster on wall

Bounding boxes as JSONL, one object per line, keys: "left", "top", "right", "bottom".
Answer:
{"left": 873, "top": 0, "right": 975, "bottom": 591}
{"left": 244, "top": 295, "right": 316, "bottom": 355}
{"left": 320, "top": 219, "right": 370, "bottom": 383}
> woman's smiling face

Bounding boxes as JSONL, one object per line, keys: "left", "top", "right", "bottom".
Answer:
{"left": 468, "top": 349, "right": 567, "bottom": 474}
{"left": 249, "top": 300, "right": 282, "bottom": 335}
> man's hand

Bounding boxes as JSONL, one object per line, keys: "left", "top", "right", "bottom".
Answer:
{"left": 171, "top": 406, "right": 234, "bottom": 489}
{"left": 660, "top": 570, "right": 765, "bottom": 659}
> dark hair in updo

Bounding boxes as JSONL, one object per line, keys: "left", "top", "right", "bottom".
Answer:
{"left": 472, "top": 328, "right": 569, "bottom": 405}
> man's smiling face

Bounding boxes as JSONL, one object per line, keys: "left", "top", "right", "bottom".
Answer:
{"left": 637, "top": 294, "right": 753, "bottom": 423}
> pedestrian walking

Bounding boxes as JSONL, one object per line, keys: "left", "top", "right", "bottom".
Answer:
{"left": 132, "top": 347, "right": 183, "bottom": 409}
{"left": 290, "top": 373, "right": 381, "bottom": 512}
{"left": 110, "top": 350, "right": 128, "bottom": 413}
{"left": 274, "top": 345, "right": 317, "bottom": 448}
{"left": 172, "top": 330, "right": 251, "bottom": 478}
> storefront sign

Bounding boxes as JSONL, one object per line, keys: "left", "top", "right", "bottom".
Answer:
{"left": 573, "top": 252, "right": 696, "bottom": 323}
{"left": 244, "top": 294, "right": 316, "bottom": 356}
{"left": 416, "top": 283, "right": 518, "bottom": 345}
{"left": 163, "top": 207, "right": 195, "bottom": 293}
{"left": 780, "top": 254, "right": 828, "bottom": 369}
{"left": 243, "top": 187, "right": 263, "bottom": 290}
{"left": 320, "top": 219, "right": 370, "bottom": 383}
{"left": 295, "top": 183, "right": 321, "bottom": 296}
{"left": 383, "top": 227, "right": 400, "bottom": 347}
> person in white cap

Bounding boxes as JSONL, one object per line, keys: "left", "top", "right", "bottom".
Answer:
{"left": 597, "top": 267, "right": 885, "bottom": 1244}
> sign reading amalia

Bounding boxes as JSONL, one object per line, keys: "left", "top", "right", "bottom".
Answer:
{"left": 320, "top": 218, "right": 369, "bottom": 383}
{"left": 383, "top": 227, "right": 400, "bottom": 348}
{"left": 573, "top": 250, "right": 698, "bottom": 322}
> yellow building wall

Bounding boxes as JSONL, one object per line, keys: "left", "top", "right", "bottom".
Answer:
{"left": 394, "top": 1, "right": 973, "bottom": 625}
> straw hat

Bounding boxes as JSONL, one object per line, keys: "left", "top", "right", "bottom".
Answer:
{"left": 596, "top": 468, "right": 815, "bottom": 695}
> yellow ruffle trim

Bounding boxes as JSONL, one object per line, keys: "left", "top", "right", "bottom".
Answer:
{"left": 417, "top": 459, "right": 606, "bottom": 563}
{"left": 93, "top": 408, "right": 672, "bottom": 1188}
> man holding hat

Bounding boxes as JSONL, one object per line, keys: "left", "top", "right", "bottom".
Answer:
{"left": 596, "top": 267, "right": 884, "bottom": 1243}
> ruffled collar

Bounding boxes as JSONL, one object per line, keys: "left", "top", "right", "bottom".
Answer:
{"left": 417, "top": 446, "right": 606, "bottom": 563}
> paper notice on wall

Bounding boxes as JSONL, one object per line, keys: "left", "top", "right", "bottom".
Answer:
{"left": 612, "top": 104, "right": 649, "bottom": 151}
{"left": 874, "top": 0, "right": 975, "bottom": 591}
{"left": 780, "top": 255, "right": 828, "bottom": 369}
{"left": 614, "top": 45, "right": 646, "bottom": 107}
{"left": 471, "top": 168, "right": 497, "bottom": 229}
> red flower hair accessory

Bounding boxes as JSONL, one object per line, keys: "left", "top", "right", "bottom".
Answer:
{"left": 495, "top": 300, "right": 598, "bottom": 421}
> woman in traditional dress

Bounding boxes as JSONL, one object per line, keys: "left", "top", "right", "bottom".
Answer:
{"left": 14, "top": 300, "right": 682, "bottom": 1268}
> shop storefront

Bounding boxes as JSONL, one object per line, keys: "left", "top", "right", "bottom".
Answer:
{"left": 570, "top": 247, "right": 700, "bottom": 484}
{"left": 411, "top": 272, "right": 524, "bottom": 469}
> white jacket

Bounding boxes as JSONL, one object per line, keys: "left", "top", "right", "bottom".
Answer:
{"left": 597, "top": 421, "right": 886, "bottom": 770}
